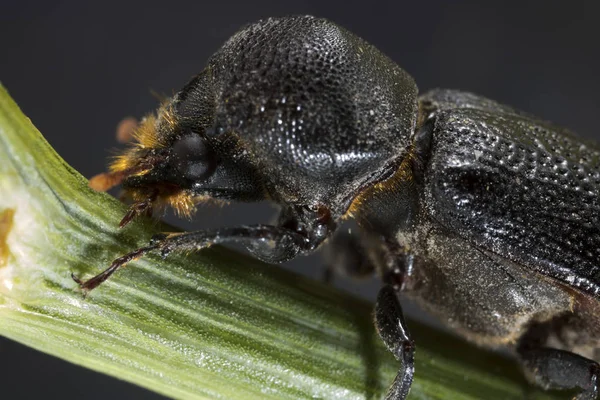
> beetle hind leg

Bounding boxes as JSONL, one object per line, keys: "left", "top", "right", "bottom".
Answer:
{"left": 519, "top": 347, "right": 599, "bottom": 399}
{"left": 375, "top": 284, "right": 415, "bottom": 400}
{"left": 518, "top": 324, "right": 600, "bottom": 399}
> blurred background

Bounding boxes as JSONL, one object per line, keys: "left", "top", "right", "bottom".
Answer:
{"left": 1, "top": 0, "right": 599, "bottom": 398}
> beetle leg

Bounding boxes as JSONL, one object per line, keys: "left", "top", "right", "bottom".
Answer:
{"left": 73, "top": 224, "right": 307, "bottom": 292}
{"left": 375, "top": 284, "right": 415, "bottom": 400}
{"left": 322, "top": 229, "right": 375, "bottom": 284}
{"left": 518, "top": 345, "right": 600, "bottom": 399}
{"left": 150, "top": 225, "right": 307, "bottom": 261}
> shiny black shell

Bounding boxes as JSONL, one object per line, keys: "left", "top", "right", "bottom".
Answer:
{"left": 170, "top": 16, "right": 600, "bottom": 301}
{"left": 421, "top": 89, "right": 600, "bottom": 299}
{"left": 173, "top": 16, "right": 418, "bottom": 210}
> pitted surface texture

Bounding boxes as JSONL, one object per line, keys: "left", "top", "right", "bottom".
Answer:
{"left": 204, "top": 16, "right": 418, "bottom": 205}
{"left": 424, "top": 101, "right": 600, "bottom": 297}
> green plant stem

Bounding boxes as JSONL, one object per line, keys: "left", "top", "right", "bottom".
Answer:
{"left": 0, "top": 84, "right": 558, "bottom": 399}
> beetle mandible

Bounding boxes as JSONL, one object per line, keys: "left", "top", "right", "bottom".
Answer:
{"left": 74, "top": 15, "right": 600, "bottom": 399}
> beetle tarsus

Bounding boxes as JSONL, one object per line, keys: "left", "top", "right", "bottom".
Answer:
{"left": 70, "top": 272, "right": 89, "bottom": 299}
{"left": 71, "top": 245, "right": 157, "bottom": 293}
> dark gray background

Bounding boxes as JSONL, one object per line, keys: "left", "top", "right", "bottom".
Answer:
{"left": 1, "top": 1, "right": 599, "bottom": 398}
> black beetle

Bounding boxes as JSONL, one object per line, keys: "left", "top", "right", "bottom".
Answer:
{"left": 74, "top": 15, "right": 600, "bottom": 399}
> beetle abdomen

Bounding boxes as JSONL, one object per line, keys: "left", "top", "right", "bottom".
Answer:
{"left": 422, "top": 95, "right": 600, "bottom": 297}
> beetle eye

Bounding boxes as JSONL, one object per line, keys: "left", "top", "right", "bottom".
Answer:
{"left": 171, "top": 132, "right": 215, "bottom": 181}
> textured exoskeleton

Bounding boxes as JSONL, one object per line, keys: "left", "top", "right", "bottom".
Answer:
{"left": 77, "top": 15, "right": 600, "bottom": 399}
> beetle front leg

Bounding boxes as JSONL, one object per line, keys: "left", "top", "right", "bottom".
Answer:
{"left": 375, "top": 284, "right": 415, "bottom": 400}
{"left": 73, "top": 224, "right": 306, "bottom": 293}
{"left": 518, "top": 345, "right": 600, "bottom": 399}
{"left": 152, "top": 224, "right": 307, "bottom": 262}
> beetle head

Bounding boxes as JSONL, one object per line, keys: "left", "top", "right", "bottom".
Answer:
{"left": 91, "top": 88, "right": 266, "bottom": 227}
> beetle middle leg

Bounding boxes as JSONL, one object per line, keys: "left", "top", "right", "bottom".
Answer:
{"left": 375, "top": 284, "right": 415, "bottom": 400}
{"left": 325, "top": 230, "right": 415, "bottom": 399}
